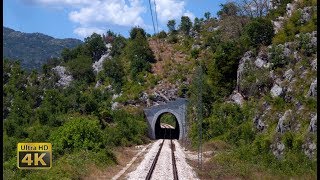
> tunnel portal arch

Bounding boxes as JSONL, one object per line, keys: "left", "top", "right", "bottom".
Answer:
{"left": 143, "top": 98, "right": 188, "bottom": 140}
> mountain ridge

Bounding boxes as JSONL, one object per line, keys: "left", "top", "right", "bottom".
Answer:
{"left": 3, "top": 26, "right": 83, "bottom": 70}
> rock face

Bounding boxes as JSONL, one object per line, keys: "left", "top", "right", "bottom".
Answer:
{"left": 254, "top": 57, "right": 266, "bottom": 68}
{"left": 270, "top": 84, "right": 283, "bottom": 97}
{"left": 237, "top": 51, "right": 253, "bottom": 91}
{"left": 311, "top": 58, "right": 317, "bottom": 71}
{"left": 270, "top": 140, "right": 285, "bottom": 159}
{"left": 306, "top": 79, "right": 317, "bottom": 97}
{"left": 52, "top": 66, "right": 73, "bottom": 87}
{"left": 230, "top": 91, "right": 244, "bottom": 107}
{"left": 92, "top": 53, "right": 110, "bottom": 73}
{"left": 300, "top": 7, "right": 312, "bottom": 24}
{"left": 284, "top": 69, "right": 294, "bottom": 81}
{"left": 308, "top": 113, "right": 317, "bottom": 133}
{"left": 286, "top": 3, "right": 296, "bottom": 17}
{"left": 276, "top": 110, "right": 292, "bottom": 133}
{"left": 272, "top": 17, "right": 284, "bottom": 34}
{"left": 302, "top": 139, "right": 317, "bottom": 159}
{"left": 253, "top": 115, "right": 266, "bottom": 132}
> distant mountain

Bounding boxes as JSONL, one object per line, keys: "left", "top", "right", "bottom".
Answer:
{"left": 3, "top": 26, "right": 83, "bottom": 70}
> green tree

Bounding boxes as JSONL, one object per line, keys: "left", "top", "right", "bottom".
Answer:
{"left": 66, "top": 55, "right": 95, "bottom": 83}
{"left": 129, "top": 27, "right": 147, "bottom": 40}
{"left": 125, "top": 28, "right": 155, "bottom": 80}
{"left": 167, "top": 19, "right": 176, "bottom": 33}
{"left": 245, "top": 18, "right": 274, "bottom": 47}
{"left": 180, "top": 16, "right": 192, "bottom": 35}
{"left": 84, "top": 33, "right": 107, "bottom": 61}
{"left": 207, "top": 41, "right": 244, "bottom": 100}
{"left": 193, "top": 17, "right": 201, "bottom": 32}
{"left": 157, "top": 30, "right": 167, "bottom": 39}
{"left": 204, "top": 12, "right": 211, "bottom": 20}
{"left": 217, "top": 2, "right": 239, "bottom": 18}
{"left": 103, "top": 57, "right": 125, "bottom": 93}
{"left": 110, "top": 35, "right": 127, "bottom": 57}
{"left": 50, "top": 116, "right": 104, "bottom": 155}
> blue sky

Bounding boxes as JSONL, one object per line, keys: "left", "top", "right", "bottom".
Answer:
{"left": 4, "top": 0, "right": 227, "bottom": 40}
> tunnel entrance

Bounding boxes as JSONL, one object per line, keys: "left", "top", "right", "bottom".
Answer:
{"left": 155, "top": 113, "right": 180, "bottom": 139}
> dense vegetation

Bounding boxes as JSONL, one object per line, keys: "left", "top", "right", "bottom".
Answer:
{"left": 185, "top": 0, "right": 317, "bottom": 178}
{"left": 3, "top": 27, "right": 152, "bottom": 179}
{"left": 3, "top": 0, "right": 317, "bottom": 179}
{"left": 3, "top": 27, "right": 82, "bottom": 70}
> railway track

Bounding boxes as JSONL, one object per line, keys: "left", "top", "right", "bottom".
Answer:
{"left": 146, "top": 126, "right": 178, "bottom": 180}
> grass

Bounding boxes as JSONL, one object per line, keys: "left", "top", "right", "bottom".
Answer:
{"left": 3, "top": 150, "right": 116, "bottom": 180}
{"left": 204, "top": 143, "right": 317, "bottom": 179}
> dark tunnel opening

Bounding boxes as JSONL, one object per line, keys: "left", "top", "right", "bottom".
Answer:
{"left": 155, "top": 113, "right": 180, "bottom": 139}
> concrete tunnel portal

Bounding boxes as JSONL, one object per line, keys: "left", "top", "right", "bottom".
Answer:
{"left": 154, "top": 112, "right": 180, "bottom": 139}
{"left": 143, "top": 98, "right": 188, "bottom": 140}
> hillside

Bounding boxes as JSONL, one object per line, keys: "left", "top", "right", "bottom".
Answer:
{"left": 3, "top": 27, "right": 83, "bottom": 70}
{"left": 3, "top": 0, "right": 317, "bottom": 179}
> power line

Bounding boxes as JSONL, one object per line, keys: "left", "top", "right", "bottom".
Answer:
{"left": 153, "top": 0, "right": 160, "bottom": 34}
{"left": 148, "top": 0, "right": 156, "bottom": 35}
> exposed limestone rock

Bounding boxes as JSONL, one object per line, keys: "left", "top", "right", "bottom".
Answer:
{"left": 293, "top": 51, "right": 302, "bottom": 62}
{"left": 306, "top": 79, "right": 317, "bottom": 97}
{"left": 270, "top": 139, "right": 285, "bottom": 159}
{"left": 284, "top": 69, "right": 294, "bottom": 81}
{"left": 269, "top": 70, "right": 276, "bottom": 80}
{"left": 302, "top": 139, "right": 317, "bottom": 159}
{"left": 311, "top": 58, "right": 317, "bottom": 71}
{"left": 308, "top": 113, "right": 317, "bottom": 133}
{"left": 286, "top": 3, "right": 296, "bottom": 17}
{"left": 95, "top": 80, "right": 102, "bottom": 88}
{"left": 272, "top": 16, "right": 285, "bottom": 34}
{"left": 271, "top": 84, "right": 283, "bottom": 97}
{"left": 112, "top": 93, "right": 122, "bottom": 101}
{"left": 287, "top": 78, "right": 297, "bottom": 93}
{"left": 310, "top": 36, "right": 317, "bottom": 47}
{"left": 52, "top": 66, "right": 73, "bottom": 87}
{"left": 207, "top": 26, "right": 220, "bottom": 32}
{"left": 92, "top": 53, "right": 110, "bottom": 73}
{"left": 276, "top": 110, "right": 292, "bottom": 133}
{"left": 191, "top": 44, "right": 201, "bottom": 50}
{"left": 237, "top": 51, "right": 253, "bottom": 90}
{"left": 300, "top": 7, "right": 312, "bottom": 24}
{"left": 230, "top": 91, "right": 244, "bottom": 107}
{"left": 283, "top": 47, "right": 291, "bottom": 57}
{"left": 111, "top": 102, "right": 120, "bottom": 110}
{"left": 253, "top": 115, "right": 266, "bottom": 132}
{"left": 254, "top": 57, "right": 266, "bottom": 68}
{"left": 105, "top": 43, "right": 112, "bottom": 50}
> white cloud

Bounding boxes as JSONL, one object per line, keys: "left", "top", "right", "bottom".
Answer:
{"left": 73, "top": 27, "right": 105, "bottom": 38}
{"left": 183, "top": 10, "right": 195, "bottom": 21}
{"left": 27, "top": 0, "right": 146, "bottom": 38}
{"left": 24, "top": 0, "right": 195, "bottom": 37}
{"left": 69, "top": 0, "right": 145, "bottom": 27}
{"left": 155, "top": 0, "right": 185, "bottom": 23}
{"left": 27, "top": 0, "right": 93, "bottom": 7}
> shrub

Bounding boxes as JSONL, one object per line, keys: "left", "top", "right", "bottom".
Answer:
{"left": 104, "top": 110, "right": 147, "bottom": 146}
{"left": 66, "top": 55, "right": 95, "bottom": 83}
{"left": 157, "top": 30, "right": 167, "bottom": 39}
{"left": 245, "top": 18, "right": 274, "bottom": 47}
{"left": 269, "top": 44, "right": 289, "bottom": 69}
{"left": 191, "top": 48, "right": 200, "bottom": 59}
{"left": 168, "top": 34, "right": 178, "bottom": 44}
{"left": 297, "top": 33, "right": 317, "bottom": 56}
{"left": 103, "top": 57, "right": 125, "bottom": 93}
{"left": 240, "top": 59, "right": 273, "bottom": 97}
{"left": 50, "top": 116, "right": 104, "bottom": 155}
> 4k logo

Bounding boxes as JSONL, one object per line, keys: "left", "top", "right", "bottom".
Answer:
{"left": 17, "top": 143, "right": 52, "bottom": 169}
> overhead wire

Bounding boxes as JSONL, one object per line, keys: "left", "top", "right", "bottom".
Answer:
{"left": 148, "top": 0, "right": 161, "bottom": 60}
